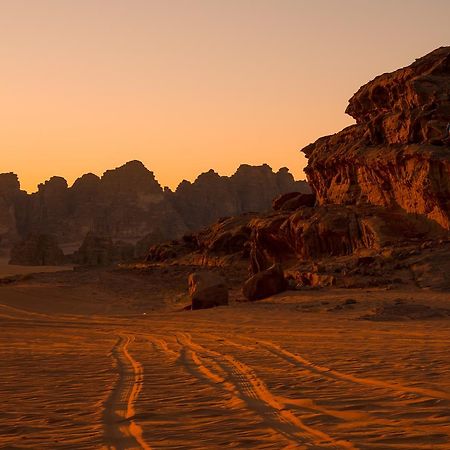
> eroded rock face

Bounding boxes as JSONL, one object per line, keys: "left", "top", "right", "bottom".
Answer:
{"left": 145, "top": 214, "right": 256, "bottom": 265}
{"left": 302, "top": 47, "right": 450, "bottom": 229}
{"left": 9, "top": 234, "right": 65, "bottom": 266}
{"left": 272, "top": 192, "right": 315, "bottom": 211}
{"left": 169, "top": 164, "right": 309, "bottom": 231}
{"left": 0, "top": 162, "right": 306, "bottom": 260}
{"left": 247, "top": 205, "right": 445, "bottom": 273}
{"left": 188, "top": 271, "right": 229, "bottom": 309}
{"left": 0, "top": 173, "right": 26, "bottom": 251}
{"left": 72, "top": 232, "right": 135, "bottom": 266}
{"left": 141, "top": 48, "right": 450, "bottom": 293}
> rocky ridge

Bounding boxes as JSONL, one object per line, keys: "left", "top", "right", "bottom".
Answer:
{"left": 1, "top": 161, "right": 308, "bottom": 263}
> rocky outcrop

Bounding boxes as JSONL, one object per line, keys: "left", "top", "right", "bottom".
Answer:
{"left": 188, "top": 271, "right": 229, "bottom": 309}
{"left": 145, "top": 48, "right": 450, "bottom": 293}
{"left": 272, "top": 192, "right": 315, "bottom": 211}
{"left": 1, "top": 162, "right": 307, "bottom": 260}
{"left": 145, "top": 213, "right": 257, "bottom": 265}
{"left": 302, "top": 47, "right": 450, "bottom": 230}
{"left": 249, "top": 205, "right": 445, "bottom": 272}
{"left": 242, "top": 264, "right": 287, "bottom": 301}
{"left": 72, "top": 232, "right": 135, "bottom": 266}
{"left": 169, "top": 164, "right": 309, "bottom": 231}
{"left": 0, "top": 173, "right": 29, "bottom": 253}
{"left": 9, "top": 234, "right": 65, "bottom": 266}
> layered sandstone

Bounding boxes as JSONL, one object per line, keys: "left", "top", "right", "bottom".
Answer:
{"left": 303, "top": 46, "right": 450, "bottom": 229}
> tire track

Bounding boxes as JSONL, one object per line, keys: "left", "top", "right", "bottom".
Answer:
{"left": 257, "top": 339, "right": 450, "bottom": 401}
{"left": 103, "top": 334, "right": 151, "bottom": 450}
{"left": 216, "top": 334, "right": 450, "bottom": 444}
{"left": 177, "top": 333, "right": 356, "bottom": 450}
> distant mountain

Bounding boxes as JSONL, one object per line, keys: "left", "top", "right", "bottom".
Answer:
{"left": 0, "top": 161, "right": 309, "bottom": 253}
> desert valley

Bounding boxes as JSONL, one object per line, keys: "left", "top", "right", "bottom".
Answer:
{"left": 1, "top": 44, "right": 450, "bottom": 450}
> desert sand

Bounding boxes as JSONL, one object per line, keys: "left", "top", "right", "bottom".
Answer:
{"left": 1, "top": 266, "right": 450, "bottom": 450}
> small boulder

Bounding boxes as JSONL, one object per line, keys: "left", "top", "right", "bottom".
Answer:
{"left": 242, "top": 263, "right": 287, "bottom": 301}
{"left": 188, "top": 271, "right": 229, "bottom": 310}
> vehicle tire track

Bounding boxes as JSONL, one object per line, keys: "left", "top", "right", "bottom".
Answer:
{"left": 256, "top": 339, "right": 450, "bottom": 401}
{"left": 177, "top": 333, "right": 356, "bottom": 450}
{"left": 103, "top": 334, "right": 151, "bottom": 450}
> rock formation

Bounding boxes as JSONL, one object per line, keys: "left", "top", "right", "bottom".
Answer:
{"left": 145, "top": 213, "right": 256, "bottom": 266}
{"left": 0, "top": 161, "right": 307, "bottom": 263}
{"left": 71, "top": 232, "right": 135, "bottom": 266}
{"left": 303, "top": 46, "right": 450, "bottom": 230}
{"left": 242, "top": 263, "right": 287, "bottom": 301}
{"left": 0, "top": 173, "right": 27, "bottom": 253}
{"left": 146, "top": 48, "right": 450, "bottom": 292}
{"left": 188, "top": 271, "right": 229, "bottom": 309}
{"left": 272, "top": 192, "right": 315, "bottom": 211}
{"left": 244, "top": 47, "right": 450, "bottom": 286}
{"left": 167, "top": 164, "right": 309, "bottom": 231}
{"left": 9, "top": 234, "right": 65, "bottom": 266}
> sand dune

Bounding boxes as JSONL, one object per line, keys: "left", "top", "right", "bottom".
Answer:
{"left": 1, "top": 271, "right": 450, "bottom": 449}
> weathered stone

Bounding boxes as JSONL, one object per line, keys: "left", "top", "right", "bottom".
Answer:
{"left": 302, "top": 47, "right": 450, "bottom": 230}
{"left": 242, "top": 264, "right": 287, "bottom": 301}
{"left": 72, "top": 232, "right": 135, "bottom": 266}
{"left": 9, "top": 234, "right": 65, "bottom": 266}
{"left": 272, "top": 192, "right": 315, "bottom": 211}
{"left": 0, "top": 161, "right": 307, "bottom": 256}
{"left": 169, "top": 164, "right": 309, "bottom": 231}
{"left": 188, "top": 271, "right": 229, "bottom": 310}
{"left": 0, "top": 173, "right": 26, "bottom": 251}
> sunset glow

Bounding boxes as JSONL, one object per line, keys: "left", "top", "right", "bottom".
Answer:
{"left": 1, "top": 0, "right": 449, "bottom": 191}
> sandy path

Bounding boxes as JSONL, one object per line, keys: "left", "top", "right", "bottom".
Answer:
{"left": 103, "top": 334, "right": 151, "bottom": 450}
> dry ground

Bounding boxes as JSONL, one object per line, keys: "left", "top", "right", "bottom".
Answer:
{"left": 1, "top": 266, "right": 450, "bottom": 449}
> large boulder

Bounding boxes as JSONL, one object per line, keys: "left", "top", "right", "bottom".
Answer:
{"left": 302, "top": 47, "right": 450, "bottom": 230}
{"left": 188, "top": 271, "right": 229, "bottom": 310}
{"left": 242, "top": 264, "right": 287, "bottom": 301}
{"left": 9, "top": 234, "right": 65, "bottom": 266}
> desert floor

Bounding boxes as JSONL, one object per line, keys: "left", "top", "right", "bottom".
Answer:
{"left": 1, "top": 266, "right": 450, "bottom": 449}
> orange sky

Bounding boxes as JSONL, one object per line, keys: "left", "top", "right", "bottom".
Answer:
{"left": 1, "top": 0, "right": 449, "bottom": 192}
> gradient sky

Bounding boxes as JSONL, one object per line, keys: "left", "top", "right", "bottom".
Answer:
{"left": 1, "top": 0, "right": 449, "bottom": 192}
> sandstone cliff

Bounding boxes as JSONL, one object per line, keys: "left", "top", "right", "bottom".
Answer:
{"left": 1, "top": 161, "right": 306, "bottom": 263}
{"left": 303, "top": 46, "right": 450, "bottom": 229}
{"left": 169, "top": 164, "right": 309, "bottom": 230}
{"left": 0, "top": 173, "right": 27, "bottom": 253}
{"left": 9, "top": 234, "right": 65, "bottom": 266}
{"left": 146, "top": 48, "right": 450, "bottom": 291}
